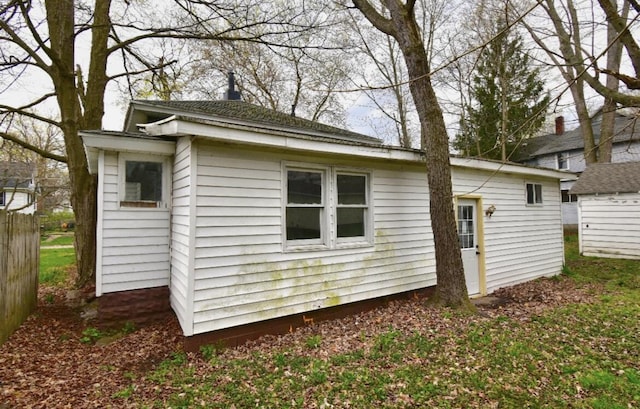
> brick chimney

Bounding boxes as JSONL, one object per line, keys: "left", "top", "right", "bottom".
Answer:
{"left": 224, "top": 71, "right": 241, "bottom": 100}
{"left": 555, "top": 116, "right": 564, "bottom": 135}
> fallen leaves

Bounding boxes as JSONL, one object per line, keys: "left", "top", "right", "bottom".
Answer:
{"left": 0, "top": 276, "right": 599, "bottom": 408}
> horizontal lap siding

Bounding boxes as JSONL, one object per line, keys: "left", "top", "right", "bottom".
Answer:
{"left": 452, "top": 169, "right": 563, "bottom": 293}
{"left": 579, "top": 194, "right": 640, "bottom": 260}
{"left": 192, "top": 146, "right": 433, "bottom": 334}
{"left": 100, "top": 152, "right": 171, "bottom": 294}
{"left": 171, "top": 137, "right": 192, "bottom": 333}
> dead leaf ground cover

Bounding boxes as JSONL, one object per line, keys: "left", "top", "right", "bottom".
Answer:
{"left": 1, "top": 235, "right": 639, "bottom": 408}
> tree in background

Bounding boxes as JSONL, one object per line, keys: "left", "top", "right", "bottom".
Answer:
{"left": 454, "top": 20, "right": 549, "bottom": 161}
{"left": 0, "top": 118, "right": 70, "bottom": 214}
{"left": 122, "top": 2, "right": 352, "bottom": 127}
{"left": 519, "top": 0, "right": 637, "bottom": 164}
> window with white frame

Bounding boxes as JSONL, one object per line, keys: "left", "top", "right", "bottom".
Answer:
{"left": 120, "top": 154, "right": 167, "bottom": 208}
{"left": 556, "top": 152, "right": 568, "bottom": 170}
{"left": 526, "top": 182, "right": 543, "bottom": 205}
{"left": 336, "top": 173, "right": 368, "bottom": 240}
{"left": 286, "top": 169, "right": 325, "bottom": 243}
{"left": 285, "top": 165, "right": 370, "bottom": 249}
{"left": 0, "top": 191, "right": 5, "bottom": 206}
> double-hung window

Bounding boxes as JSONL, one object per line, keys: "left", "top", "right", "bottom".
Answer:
{"left": 526, "top": 182, "right": 543, "bottom": 205}
{"left": 285, "top": 165, "right": 371, "bottom": 250}
{"left": 286, "top": 169, "right": 325, "bottom": 243}
{"left": 336, "top": 173, "right": 367, "bottom": 241}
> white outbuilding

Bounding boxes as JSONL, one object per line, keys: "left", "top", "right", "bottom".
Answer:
{"left": 82, "top": 99, "right": 574, "bottom": 348}
{"left": 571, "top": 161, "right": 640, "bottom": 260}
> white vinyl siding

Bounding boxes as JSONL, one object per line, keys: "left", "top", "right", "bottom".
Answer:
{"left": 170, "top": 137, "right": 194, "bottom": 334}
{"left": 98, "top": 152, "right": 171, "bottom": 294}
{"left": 578, "top": 193, "right": 640, "bottom": 260}
{"left": 452, "top": 169, "right": 564, "bottom": 293}
{"left": 190, "top": 144, "right": 433, "bottom": 335}
{"left": 0, "top": 190, "right": 35, "bottom": 214}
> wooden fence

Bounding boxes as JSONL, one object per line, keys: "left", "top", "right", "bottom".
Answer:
{"left": 0, "top": 210, "right": 39, "bottom": 345}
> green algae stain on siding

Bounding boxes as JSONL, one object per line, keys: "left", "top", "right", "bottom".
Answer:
{"left": 326, "top": 293, "right": 341, "bottom": 307}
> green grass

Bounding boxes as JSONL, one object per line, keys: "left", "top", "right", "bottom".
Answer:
{"left": 133, "top": 233, "right": 640, "bottom": 408}
{"left": 564, "top": 234, "right": 640, "bottom": 290}
{"left": 39, "top": 247, "right": 75, "bottom": 284}
{"left": 41, "top": 234, "right": 75, "bottom": 247}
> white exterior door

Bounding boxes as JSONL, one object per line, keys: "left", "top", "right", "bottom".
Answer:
{"left": 457, "top": 199, "right": 480, "bottom": 295}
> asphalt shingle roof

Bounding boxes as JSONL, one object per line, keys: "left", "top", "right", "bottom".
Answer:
{"left": 0, "top": 161, "right": 34, "bottom": 189}
{"left": 570, "top": 161, "right": 640, "bottom": 195}
{"left": 132, "top": 100, "right": 382, "bottom": 145}
{"left": 517, "top": 112, "right": 640, "bottom": 161}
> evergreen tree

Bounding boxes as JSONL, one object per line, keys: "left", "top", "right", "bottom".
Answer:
{"left": 454, "top": 23, "right": 550, "bottom": 161}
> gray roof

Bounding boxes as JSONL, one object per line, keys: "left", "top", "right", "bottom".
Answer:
{"left": 130, "top": 100, "right": 382, "bottom": 145}
{"left": 570, "top": 161, "right": 640, "bottom": 195}
{"left": 0, "top": 161, "right": 34, "bottom": 189}
{"left": 518, "top": 112, "right": 640, "bottom": 160}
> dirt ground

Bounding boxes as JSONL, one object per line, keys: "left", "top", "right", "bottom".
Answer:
{"left": 0, "top": 277, "right": 595, "bottom": 408}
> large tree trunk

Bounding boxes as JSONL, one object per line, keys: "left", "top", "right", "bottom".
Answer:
{"left": 571, "top": 80, "right": 598, "bottom": 164}
{"left": 598, "top": 0, "right": 627, "bottom": 164}
{"left": 352, "top": 0, "right": 469, "bottom": 307}
{"left": 45, "top": 0, "right": 97, "bottom": 288}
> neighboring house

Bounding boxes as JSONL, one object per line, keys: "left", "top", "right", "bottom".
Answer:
{"left": 0, "top": 162, "right": 36, "bottom": 214}
{"left": 517, "top": 112, "right": 640, "bottom": 228}
{"left": 81, "top": 99, "right": 573, "bottom": 349}
{"left": 570, "top": 162, "right": 640, "bottom": 260}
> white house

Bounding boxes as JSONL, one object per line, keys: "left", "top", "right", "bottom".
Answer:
{"left": 570, "top": 161, "right": 640, "bottom": 260}
{"left": 517, "top": 112, "right": 640, "bottom": 228}
{"left": 82, "top": 99, "right": 574, "bottom": 348}
{"left": 0, "top": 162, "right": 36, "bottom": 214}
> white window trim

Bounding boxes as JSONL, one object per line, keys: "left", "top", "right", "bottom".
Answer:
{"left": 118, "top": 152, "right": 171, "bottom": 210}
{"left": 525, "top": 182, "right": 543, "bottom": 206}
{"left": 282, "top": 162, "right": 373, "bottom": 252}
{"left": 283, "top": 164, "right": 329, "bottom": 251}
{"left": 334, "top": 169, "right": 373, "bottom": 248}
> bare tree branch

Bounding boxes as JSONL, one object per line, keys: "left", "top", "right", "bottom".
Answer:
{"left": 597, "top": 0, "right": 640, "bottom": 75}
{"left": 0, "top": 131, "right": 67, "bottom": 163}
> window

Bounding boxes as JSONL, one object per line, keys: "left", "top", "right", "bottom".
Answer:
{"left": 119, "top": 155, "right": 167, "bottom": 208}
{"left": 556, "top": 153, "right": 568, "bottom": 170}
{"left": 561, "top": 190, "right": 577, "bottom": 203}
{"left": 457, "top": 204, "right": 474, "bottom": 249}
{"left": 0, "top": 191, "right": 4, "bottom": 206}
{"left": 285, "top": 165, "right": 370, "bottom": 249}
{"left": 337, "top": 174, "right": 367, "bottom": 239}
{"left": 286, "top": 169, "right": 324, "bottom": 242}
{"left": 526, "top": 182, "right": 543, "bottom": 205}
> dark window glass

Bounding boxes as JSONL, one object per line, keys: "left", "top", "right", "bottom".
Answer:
{"left": 337, "top": 208, "right": 364, "bottom": 237}
{"left": 457, "top": 205, "right": 474, "bottom": 249}
{"left": 287, "top": 170, "right": 322, "bottom": 204}
{"left": 526, "top": 183, "right": 543, "bottom": 204}
{"left": 286, "top": 208, "right": 321, "bottom": 240}
{"left": 526, "top": 183, "right": 535, "bottom": 204}
{"left": 125, "top": 161, "right": 162, "bottom": 202}
{"left": 557, "top": 153, "right": 568, "bottom": 169}
{"left": 0, "top": 191, "right": 4, "bottom": 206}
{"left": 337, "top": 174, "right": 366, "bottom": 205}
{"left": 535, "top": 184, "right": 543, "bottom": 203}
